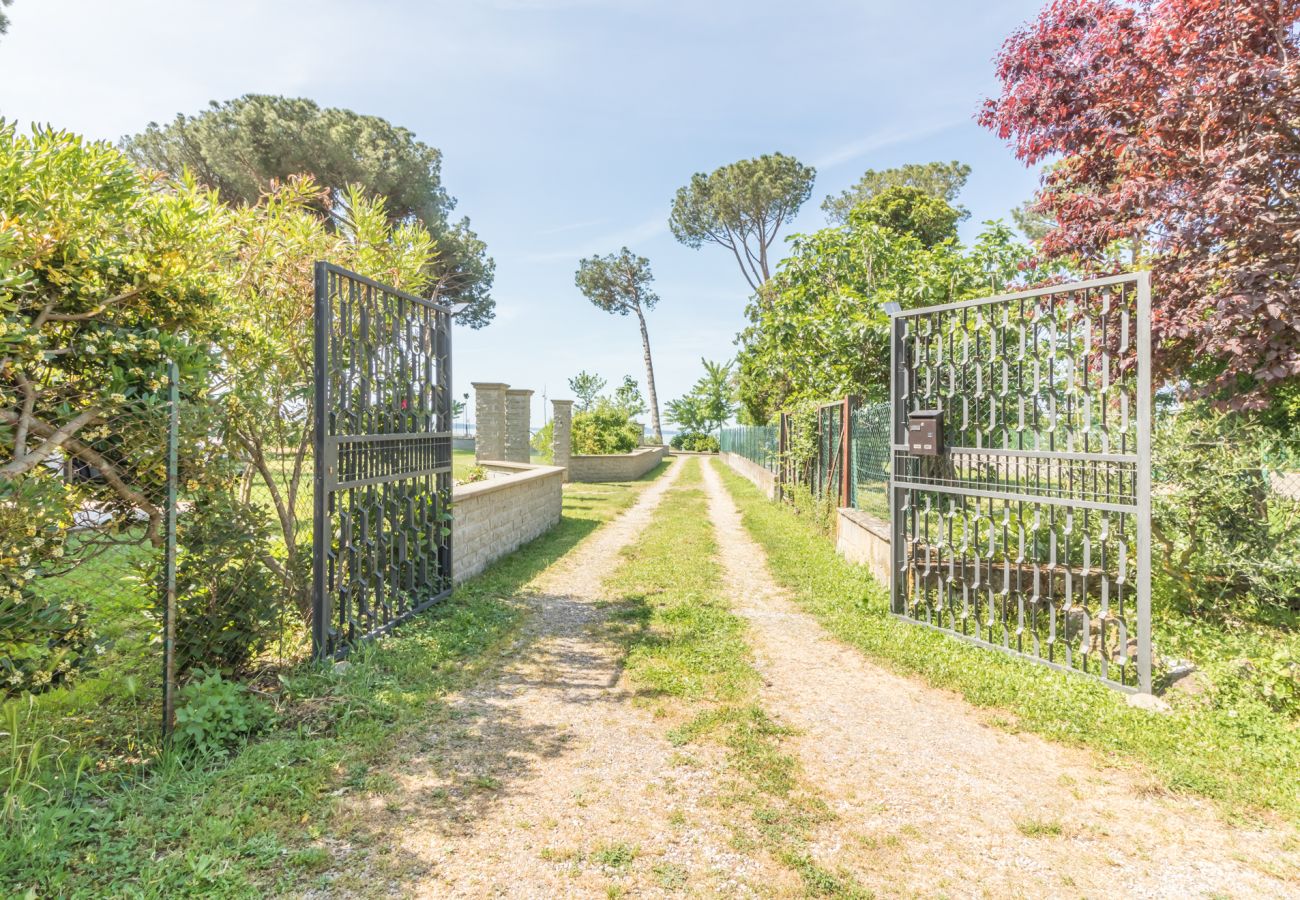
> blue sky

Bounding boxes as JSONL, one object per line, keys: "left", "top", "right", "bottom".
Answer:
{"left": 0, "top": 0, "right": 1046, "bottom": 427}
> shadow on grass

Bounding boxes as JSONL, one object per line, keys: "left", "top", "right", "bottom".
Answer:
{"left": 598, "top": 593, "right": 671, "bottom": 701}
{"left": 0, "top": 468, "right": 673, "bottom": 896}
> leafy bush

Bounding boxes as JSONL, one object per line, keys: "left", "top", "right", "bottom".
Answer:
{"left": 670, "top": 432, "right": 719, "bottom": 453}
{"left": 530, "top": 421, "right": 554, "bottom": 463}
{"left": 571, "top": 402, "right": 641, "bottom": 455}
{"left": 1215, "top": 652, "right": 1299, "bottom": 718}
{"left": 172, "top": 669, "right": 272, "bottom": 756}
{"left": 1151, "top": 407, "right": 1300, "bottom": 719}
{"left": 1153, "top": 408, "right": 1300, "bottom": 615}
{"left": 0, "top": 477, "right": 93, "bottom": 695}
{"left": 148, "top": 490, "right": 282, "bottom": 677}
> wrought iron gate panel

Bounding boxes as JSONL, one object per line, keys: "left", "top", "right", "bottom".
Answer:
{"left": 889, "top": 273, "right": 1151, "bottom": 692}
{"left": 313, "top": 262, "right": 453, "bottom": 659}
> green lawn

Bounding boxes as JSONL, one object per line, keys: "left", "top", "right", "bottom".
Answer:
{"left": 714, "top": 459, "right": 1300, "bottom": 824}
{"left": 1, "top": 463, "right": 670, "bottom": 897}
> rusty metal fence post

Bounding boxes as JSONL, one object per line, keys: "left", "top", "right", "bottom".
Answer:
{"left": 840, "top": 396, "right": 856, "bottom": 509}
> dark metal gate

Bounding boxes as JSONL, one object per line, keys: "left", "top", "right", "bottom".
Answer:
{"left": 312, "top": 262, "right": 453, "bottom": 659}
{"left": 889, "top": 273, "right": 1152, "bottom": 692}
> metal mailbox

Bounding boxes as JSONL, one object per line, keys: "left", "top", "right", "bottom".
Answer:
{"left": 907, "top": 409, "right": 943, "bottom": 456}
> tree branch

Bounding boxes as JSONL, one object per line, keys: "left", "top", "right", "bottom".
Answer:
{"left": 0, "top": 406, "right": 102, "bottom": 479}
{"left": 0, "top": 408, "right": 164, "bottom": 544}
{"left": 42, "top": 287, "right": 145, "bottom": 323}
{"left": 236, "top": 430, "right": 295, "bottom": 551}
{"left": 12, "top": 372, "right": 36, "bottom": 459}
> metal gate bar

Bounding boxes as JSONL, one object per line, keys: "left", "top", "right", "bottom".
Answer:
{"left": 888, "top": 273, "right": 1151, "bottom": 692}
{"left": 312, "top": 262, "right": 453, "bottom": 659}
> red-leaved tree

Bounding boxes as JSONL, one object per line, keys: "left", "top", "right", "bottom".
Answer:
{"left": 980, "top": 0, "right": 1300, "bottom": 407}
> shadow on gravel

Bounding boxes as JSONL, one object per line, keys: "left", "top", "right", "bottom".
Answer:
{"left": 313, "top": 472, "right": 680, "bottom": 892}
{"left": 320, "top": 586, "right": 648, "bottom": 891}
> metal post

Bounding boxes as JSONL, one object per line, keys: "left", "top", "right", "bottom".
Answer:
{"left": 840, "top": 396, "right": 854, "bottom": 509}
{"left": 1135, "top": 271, "right": 1153, "bottom": 693}
{"left": 311, "top": 262, "right": 330, "bottom": 660}
{"left": 885, "top": 302, "right": 905, "bottom": 612}
{"left": 776, "top": 412, "right": 788, "bottom": 502}
{"left": 441, "top": 307, "right": 454, "bottom": 588}
{"left": 161, "top": 359, "right": 179, "bottom": 740}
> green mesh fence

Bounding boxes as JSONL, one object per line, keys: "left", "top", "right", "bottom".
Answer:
{"left": 815, "top": 403, "right": 843, "bottom": 501}
{"left": 719, "top": 425, "right": 779, "bottom": 471}
{"left": 849, "top": 401, "right": 891, "bottom": 520}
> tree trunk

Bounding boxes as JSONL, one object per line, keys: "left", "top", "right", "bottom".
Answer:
{"left": 635, "top": 309, "right": 663, "bottom": 444}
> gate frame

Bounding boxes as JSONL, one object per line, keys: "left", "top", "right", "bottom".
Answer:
{"left": 311, "top": 261, "right": 454, "bottom": 660}
{"left": 887, "top": 272, "right": 1152, "bottom": 694}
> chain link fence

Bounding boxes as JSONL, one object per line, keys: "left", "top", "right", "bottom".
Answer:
{"left": 849, "top": 402, "right": 891, "bottom": 520}
{"left": 719, "top": 425, "right": 779, "bottom": 471}
{"left": 1266, "top": 447, "right": 1300, "bottom": 502}
{"left": 4, "top": 369, "right": 317, "bottom": 776}
{"left": 814, "top": 402, "right": 844, "bottom": 502}
{"left": 4, "top": 385, "right": 173, "bottom": 757}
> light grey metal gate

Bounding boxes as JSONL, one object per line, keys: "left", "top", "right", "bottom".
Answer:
{"left": 888, "top": 273, "right": 1152, "bottom": 692}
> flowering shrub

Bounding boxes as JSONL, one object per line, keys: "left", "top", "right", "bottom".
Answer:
{"left": 0, "top": 123, "right": 227, "bottom": 558}
{"left": 0, "top": 476, "right": 92, "bottom": 694}
{"left": 457, "top": 465, "right": 488, "bottom": 485}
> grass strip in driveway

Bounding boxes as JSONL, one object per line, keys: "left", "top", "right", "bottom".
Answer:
{"left": 604, "top": 457, "right": 869, "bottom": 898}
{"left": 0, "top": 465, "right": 670, "bottom": 898}
{"left": 714, "top": 460, "right": 1300, "bottom": 824}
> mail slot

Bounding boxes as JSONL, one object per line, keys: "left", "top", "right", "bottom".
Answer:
{"left": 907, "top": 409, "right": 943, "bottom": 456}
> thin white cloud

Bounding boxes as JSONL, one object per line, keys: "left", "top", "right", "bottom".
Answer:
{"left": 489, "top": 0, "right": 639, "bottom": 8}
{"left": 521, "top": 215, "right": 668, "bottom": 263}
{"left": 812, "top": 115, "right": 969, "bottom": 170}
{"left": 536, "top": 218, "right": 609, "bottom": 236}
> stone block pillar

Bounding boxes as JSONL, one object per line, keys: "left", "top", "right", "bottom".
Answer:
{"left": 472, "top": 382, "right": 508, "bottom": 463}
{"left": 504, "top": 389, "right": 534, "bottom": 463}
{"left": 551, "top": 400, "right": 574, "bottom": 481}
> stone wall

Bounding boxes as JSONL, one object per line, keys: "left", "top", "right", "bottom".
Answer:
{"left": 504, "top": 389, "right": 533, "bottom": 463}
{"left": 452, "top": 462, "right": 564, "bottom": 582}
{"left": 472, "top": 382, "right": 507, "bottom": 463}
{"left": 836, "top": 508, "right": 892, "bottom": 587}
{"left": 720, "top": 452, "right": 777, "bottom": 499}
{"left": 551, "top": 399, "right": 573, "bottom": 481}
{"left": 567, "top": 446, "right": 665, "bottom": 482}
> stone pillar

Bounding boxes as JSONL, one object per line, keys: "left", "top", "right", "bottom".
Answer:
{"left": 551, "top": 400, "right": 574, "bottom": 481}
{"left": 504, "top": 389, "right": 534, "bottom": 464}
{"left": 472, "top": 382, "right": 508, "bottom": 463}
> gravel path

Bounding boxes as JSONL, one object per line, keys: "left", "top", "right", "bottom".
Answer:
{"left": 332, "top": 459, "right": 792, "bottom": 898}
{"left": 698, "top": 458, "right": 1300, "bottom": 899}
